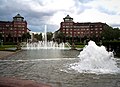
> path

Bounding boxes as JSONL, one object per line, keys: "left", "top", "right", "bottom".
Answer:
{"left": 0, "top": 51, "right": 15, "bottom": 59}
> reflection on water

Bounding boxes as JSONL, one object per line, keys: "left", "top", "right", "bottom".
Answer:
{"left": 0, "top": 50, "right": 120, "bottom": 87}
{"left": 3, "top": 49, "right": 80, "bottom": 60}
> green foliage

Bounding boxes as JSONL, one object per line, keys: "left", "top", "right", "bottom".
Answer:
{"left": 55, "top": 31, "right": 65, "bottom": 42}
{"left": 22, "top": 32, "right": 31, "bottom": 42}
{"left": 0, "top": 45, "right": 16, "bottom": 51}
{"left": 101, "top": 26, "right": 120, "bottom": 40}
{"left": 0, "top": 33, "right": 2, "bottom": 40}
{"left": 47, "top": 32, "right": 53, "bottom": 41}
{"left": 34, "top": 33, "right": 42, "bottom": 41}
{"left": 75, "top": 45, "right": 85, "bottom": 48}
{"left": 3, "top": 42, "right": 17, "bottom": 45}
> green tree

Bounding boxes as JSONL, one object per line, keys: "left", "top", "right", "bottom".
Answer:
{"left": 0, "top": 33, "right": 2, "bottom": 40}
{"left": 55, "top": 31, "right": 65, "bottom": 43}
{"left": 101, "top": 26, "right": 120, "bottom": 41}
{"left": 47, "top": 32, "right": 53, "bottom": 41}
{"left": 8, "top": 33, "right": 12, "bottom": 42}
{"left": 101, "top": 26, "right": 114, "bottom": 40}
{"left": 113, "top": 28, "right": 120, "bottom": 40}
{"left": 34, "top": 33, "right": 42, "bottom": 41}
{"left": 22, "top": 33, "right": 31, "bottom": 42}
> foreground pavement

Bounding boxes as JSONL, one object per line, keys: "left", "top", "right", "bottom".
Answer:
{"left": 0, "top": 51, "right": 15, "bottom": 59}
{"left": 0, "top": 51, "right": 52, "bottom": 87}
{"left": 0, "top": 77, "right": 52, "bottom": 87}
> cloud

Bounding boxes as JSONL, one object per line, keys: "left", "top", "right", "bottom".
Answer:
{"left": 98, "top": 7, "right": 117, "bottom": 15}
{"left": 110, "top": 24, "right": 120, "bottom": 28}
{"left": 0, "top": 0, "right": 120, "bottom": 32}
{"left": 78, "top": 0, "right": 94, "bottom": 3}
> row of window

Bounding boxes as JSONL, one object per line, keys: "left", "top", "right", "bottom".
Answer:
{"left": 0, "top": 23, "right": 26, "bottom": 27}
{"left": 65, "top": 34, "right": 99, "bottom": 37}
{"left": 0, "top": 31, "right": 25, "bottom": 34}
{"left": 62, "top": 23, "right": 73, "bottom": 25}
{"left": 62, "top": 28, "right": 103, "bottom": 31}
{"left": 13, "top": 22, "right": 26, "bottom": 24}
{"left": 14, "top": 25, "right": 26, "bottom": 27}
{"left": 0, "top": 27, "right": 25, "bottom": 30}
{"left": 2, "top": 34, "right": 22, "bottom": 37}
{"left": 62, "top": 24, "right": 102, "bottom": 28}
{"left": 63, "top": 31, "right": 102, "bottom": 34}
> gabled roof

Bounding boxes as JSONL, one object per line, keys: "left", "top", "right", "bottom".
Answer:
{"left": 64, "top": 15, "right": 73, "bottom": 19}
{"left": 13, "top": 14, "right": 24, "bottom": 18}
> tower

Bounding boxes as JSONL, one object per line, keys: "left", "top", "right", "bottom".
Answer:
{"left": 13, "top": 14, "right": 24, "bottom": 22}
{"left": 63, "top": 15, "right": 73, "bottom": 22}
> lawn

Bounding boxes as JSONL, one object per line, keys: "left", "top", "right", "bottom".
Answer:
{"left": 75, "top": 45, "right": 85, "bottom": 48}
{"left": 0, "top": 45, "right": 16, "bottom": 51}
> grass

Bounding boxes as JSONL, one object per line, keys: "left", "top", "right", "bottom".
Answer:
{"left": 75, "top": 45, "right": 85, "bottom": 48}
{"left": 65, "top": 44, "right": 85, "bottom": 48}
{"left": 0, "top": 45, "right": 16, "bottom": 51}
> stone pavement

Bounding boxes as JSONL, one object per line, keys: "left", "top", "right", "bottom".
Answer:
{"left": 0, "top": 51, "right": 52, "bottom": 87}
{"left": 0, "top": 77, "right": 52, "bottom": 87}
{"left": 0, "top": 51, "right": 15, "bottom": 59}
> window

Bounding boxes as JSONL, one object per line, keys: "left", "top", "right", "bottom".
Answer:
{"left": 14, "top": 25, "right": 17, "bottom": 27}
{"left": 18, "top": 25, "right": 21, "bottom": 27}
{"left": 63, "top": 26, "right": 65, "bottom": 28}
{"left": 66, "top": 32, "right": 69, "bottom": 34}
{"left": 22, "top": 31, "right": 24, "bottom": 33}
{"left": 95, "top": 28, "right": 98, "bottom": 30}
{"left": 100, "top": 28, "right": 102, "bottom": 30}
{"left": 18, "top": 34, "right": 21, "bottom": 37}
{"left": 18, "top": 31, "right": 21, "bottom": 33}
{"left": 6, "top": 25, "right": 9, "bottom": 27}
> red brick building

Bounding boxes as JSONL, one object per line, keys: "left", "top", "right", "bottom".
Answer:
{"left": 0, "top": 14, "right": 30, "bottom": 42}
{"left": 59, "top": 15, "right": 108, "bottom": 42}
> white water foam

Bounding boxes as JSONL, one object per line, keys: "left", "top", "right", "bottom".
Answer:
{"left": 69, "top": 41, "right": 119, "bottom": 74}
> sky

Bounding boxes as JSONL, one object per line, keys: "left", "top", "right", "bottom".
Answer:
{"left": 0, "top": 0, "right": 120, "bottom": 32}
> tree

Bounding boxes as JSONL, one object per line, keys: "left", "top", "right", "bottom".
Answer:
{"left": 0, "top": 33, "right": 2, "bottom": 40}
{"left": 101, "top": 26, "right": 113, "bottom": 40}
{"left": 34, "top": 33, "right": 42, "bottom": 41}
{"left": 113, "top": 28, "right": 120, "bottom": 40}
{"left": 55, "top": 31, "right": 65, "bottom": 43}
{"left": 47, "top": 32, "right": 53, "bottom": 41}
{"left": 8, "top": 33, "right": 12, "bottom": 42}
{"left": 22, "top": 33, "right": 31, "bottom": 42}
{"left": 101, "top": 26, "right": 120, "bottom": 41}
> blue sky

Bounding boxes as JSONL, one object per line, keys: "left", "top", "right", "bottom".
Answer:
{"left": 0, "top": 0, "right": 120, "bottom": 32}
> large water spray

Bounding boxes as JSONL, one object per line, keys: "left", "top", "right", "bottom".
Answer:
{"left": 69, "top": 41, "right": 119, "bottom": 74}
{"left": 24, "top": 25, "right": 71, "bottom": 50}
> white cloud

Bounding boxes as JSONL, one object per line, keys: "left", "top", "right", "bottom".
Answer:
{"left": 86, "top": 0, "right": 120, "bottom": 15}
{"left": 0, "top": 0, "right": 120, "bottom": 32}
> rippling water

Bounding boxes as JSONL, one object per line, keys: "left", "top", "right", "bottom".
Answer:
{"left": 0, "top": 50, "right": 120, "bottom": 87}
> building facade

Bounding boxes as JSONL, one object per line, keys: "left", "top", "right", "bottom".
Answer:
{"left": 0, "top": 14, "right": 30, "bottom": 42}
{"left": 59, "top": 15, "right": 108, "bottom": 42}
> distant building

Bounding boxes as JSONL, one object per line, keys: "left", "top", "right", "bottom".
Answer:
{"left": 59, "top": 15, "right": 108, "bottom": 42}
{"left": 0, "top": 14, "right": 30, "bottom": 42}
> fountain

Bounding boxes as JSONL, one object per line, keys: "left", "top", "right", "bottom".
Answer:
{"left": 26, "top": 41, "right": 66, "bottom": 49}
{"left": 69, "top": 40, "right": 119, "bottom": 74}
{"left": 0, "top": 40, "right": 120, "bottom": 87}
{"left": 23, "top": 25, "right": 70, "bottom": 50}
